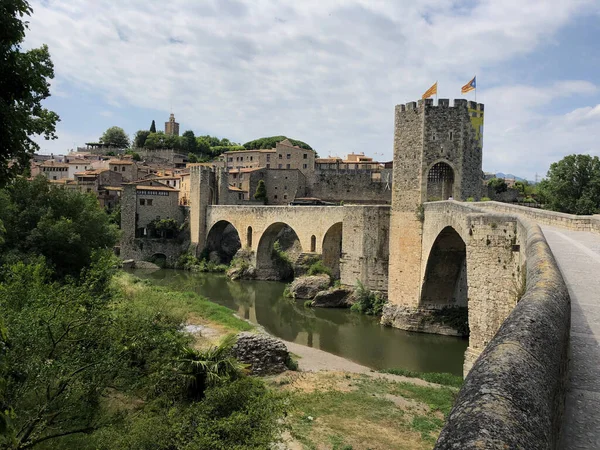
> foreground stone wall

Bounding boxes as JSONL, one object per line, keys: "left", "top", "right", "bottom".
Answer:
{"left": 435, "top": 221, "right": 570, "bottom": 450}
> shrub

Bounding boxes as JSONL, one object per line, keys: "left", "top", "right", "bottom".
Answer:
{"left": 466, "top": 197, "right": 474, "bottom": 202}
{"left": 350, "top": 281, "right": 387, "bottom": 316}
{"left": 303, "top": 300, "right": 313, "bottom": 308}
{"left": 481, "top": 196, "right": 491, "bottom": 201}
{"left": 307, "top": 260, "right": 332, "bottom": 277}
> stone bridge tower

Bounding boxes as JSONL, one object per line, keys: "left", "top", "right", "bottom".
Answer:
{"left": 387, "top": 98, "right": 484, "bottom": 307}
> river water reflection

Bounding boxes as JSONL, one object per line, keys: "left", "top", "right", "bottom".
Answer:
{"left": 133, "top": 269, "right": 468, "bottom": 376}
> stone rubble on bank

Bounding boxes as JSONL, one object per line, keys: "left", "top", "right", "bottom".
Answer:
{"left": 231, "top": 332, "right": 291, "bottom": 375}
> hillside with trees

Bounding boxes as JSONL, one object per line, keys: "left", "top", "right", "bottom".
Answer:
{"left": 243, "top": 136, "right": 313, "bottom": 150}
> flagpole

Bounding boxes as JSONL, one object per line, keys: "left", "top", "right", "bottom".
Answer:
{"left": 475, "top": 74, "right": 477, "bottom": 103}
{"left": 436, "top": 81, "right": 438, "bottom": 103}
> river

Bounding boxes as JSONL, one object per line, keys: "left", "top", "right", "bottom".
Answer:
{"left": 133, "top": 269, "right": 468, "bottom": 376}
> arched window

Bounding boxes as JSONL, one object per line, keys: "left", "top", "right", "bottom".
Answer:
{"left": 310, "top": 235, "right": 316, "bottom": 252}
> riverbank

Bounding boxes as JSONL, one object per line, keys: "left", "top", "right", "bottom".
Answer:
{"left": 120, "top": 272, "right": 461, "bottom": 449}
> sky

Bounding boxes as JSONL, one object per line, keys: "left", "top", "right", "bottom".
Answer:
{"left": 25, "top": 0, "right": 600, "bottom": 180}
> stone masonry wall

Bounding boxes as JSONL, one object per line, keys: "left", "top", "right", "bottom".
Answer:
{"left": 435, "top": 221, "right": 570, "bottom": 450}
{"left": 388, "top": 102, "right": 425, "bottom": 307}
{"left": 340, "top": 206, "right": 390, "bottom": 291}
{"left": 306, "top": 170, "right": 392, "bottom": 204}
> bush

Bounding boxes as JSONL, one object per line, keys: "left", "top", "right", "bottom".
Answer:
{"left": 481, "top": 196, "right": 491, "bottom": 201}
{"left": 466, "top": 197, "right": 474, "bottom": 202}
{"left": 175, "top": 252, "right": 227, "bottom": 273}
{"left": 307, "top": 260, "right": 332, "bottom": 277}
{"left": 350, "top": 281, "right": 387, "bottom": 316}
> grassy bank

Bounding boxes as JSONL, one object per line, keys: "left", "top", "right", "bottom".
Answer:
{"left": 380, "top": 368, "right": 463, "bottom": 388}
{"left": 268, "top": 371, "right": 458, "bottom": 449}
{"left": 113, "top": 272, "right": 253, "bottom": 333}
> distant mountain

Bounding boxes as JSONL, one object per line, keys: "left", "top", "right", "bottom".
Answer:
{"left": 495, "top": 172, "right": 526, "bottom": 182}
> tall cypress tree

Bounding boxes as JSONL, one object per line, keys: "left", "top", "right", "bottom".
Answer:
{"left": 150, "top": 120, "right": 156, "bottom": 133}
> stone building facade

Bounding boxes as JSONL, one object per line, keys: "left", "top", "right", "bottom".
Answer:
{"left": 120, "top": 180, "right": 186, "bottom": 264}
{"left": 223, "top": 139, "right": 315, "bottom": 176}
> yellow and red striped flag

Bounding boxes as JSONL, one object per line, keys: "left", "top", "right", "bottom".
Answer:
{"left": 422, "top": 82, "right": 437, "bottom": 99}
{"left": 461, "top": 76, "right": 476, "bottom": 94}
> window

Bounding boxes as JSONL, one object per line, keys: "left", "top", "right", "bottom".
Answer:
{"left": 228, "top": 157, "right": 233, "bottom": 162}
{"left": 238, "top": 183, "right": 242, "bottom": 188}
{"left": 286, "top": 154, "right": 291, "bottom": 159}
{"left": 86, "top": 188, "right": 91, "bottom": 193}
{"left": 303, "top": 154, "right": 307, "bottom": 159}
{"left": 310, "top": 235, "right": 316, "bottom": 252}
{"left": 303, "top": 164, "right": 307, "bottom": 169}
{"left": 266, "top": 164, "right": 270, "bottom": 169}
{"left": 286, "top": 164, "right": 290, "bottom": 169}
{"left": 250, "top": 156, "right": 253, "bottom": 161}
{"left": 432, "top": 134, "right": 436, "bottom": 141}
{"left": 283, "top": 194, "right": 287, "bottom": 200}
{"left": 279, "top": 154, "right": 282, "bottom": 159}
{"left": 140, "top": 199, "right": 145, "bottom": 206}
{"left": 121, "top": 166, "right": 125, "bottom": 171}
{"left": 53, "top": 176, "right": 57, "bottom": 180}
{"left": 113, "top": 167, "right": 117, "bottom": 171}
{"left": 275, "top": 186, "right": 278, "bottom": 190}
{"left": 284, "top": 185, "right": 287, "bottom": 189}
{"left": 147, "top": 199, "right": 153, "bottom": 206}
{"left": 449, "top": 131, "right": 453, "bottom": 140}
{"left": 274, "top": 195, "right": 278, "bottom": 199}
{"left": 247, "top": 226, "right": 253, "bottom": 247}
{"left": 278, "top": 164, "right": 282, "bottom": 169}
{"left": 266, "top": 154, "right": 271, "bottom": 162}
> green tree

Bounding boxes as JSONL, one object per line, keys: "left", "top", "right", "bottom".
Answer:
{"left": 164, "top": 133, "right": 181, "bottom": 150}
{"left": 134, "top": 130, "right": 150, "bottom": 148}
{"left": 0, "top": 177, "right": 119, "bottom": 278}
{"left": 125, "top": 150, "right": 141, "bottom": 161}
{"left": 196, "top": 137, "right": 211, "bottom": 156}
{"left": 0, "top": 0, "right": 60, "bottom": 186}
{"left": 150, "top": 120, "right": 156, "bottom": 133}
{"left": 487, "top": 177, "right": 508, "bottom": 194}
{"left": 181, "top": 130, "right": 197, "bottom": 153}
{"left": 254, "top": 180, "right": 267, "bottom": 204}
{"left": 188, "top": 152, "right": 199, "bottom": 163}
{"left": 100, "top": 126, "right": 129, "bottom": 148}
{"left": 243, "top": 136, "right": 312, "bottom": 150}
{"left": 538, "top": 154, "right": 600, "bottom": 215}
{"left": 144, "top": 131, "right": 167, "bottom": 149}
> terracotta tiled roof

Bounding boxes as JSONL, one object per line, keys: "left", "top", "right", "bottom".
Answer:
{"left": 108, "top": 159, "right": 134, "bottom": 165}
{"left": 135, "top": 185, "right": 179, "bottom": 192}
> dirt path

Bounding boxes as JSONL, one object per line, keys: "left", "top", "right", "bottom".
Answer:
{"left": 283, "top": 339, "right": 437, "bottom": 387}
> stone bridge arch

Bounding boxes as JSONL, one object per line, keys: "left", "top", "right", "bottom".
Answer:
{"left": 418, "top": 202, "right": 523, "bottom": 373}
{"left": 205, "top": 220, "right": 242, "bottom": 265}
{"left": 420, "top": 226, "right": 467, "bottom": 308}
{"left": 256, "top": 222, "right": 302, "bottom": 280}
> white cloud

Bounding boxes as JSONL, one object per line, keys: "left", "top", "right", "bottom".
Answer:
{"left": 24, "top": 0, "right": 599, "bottom": 179}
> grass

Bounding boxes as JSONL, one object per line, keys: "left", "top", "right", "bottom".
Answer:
{"left": 113, "top": 272, "right": 253, "bottom": 332}
{"left": 379, "top": 368, "right": 463, "bottom": 388}
{"left": 270, "top": 371, "right": 458, "bottom": 449}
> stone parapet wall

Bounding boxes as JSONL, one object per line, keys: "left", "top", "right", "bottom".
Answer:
{"left": 477, "top": 201, "right": 600, "bottom": 233}
{"left": 435, "top": 220, "right": 570, "bottom": 450}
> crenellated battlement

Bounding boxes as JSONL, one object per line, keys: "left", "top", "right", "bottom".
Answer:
{"left": 396, "top": 99, "right": 484, "bottom": 112}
